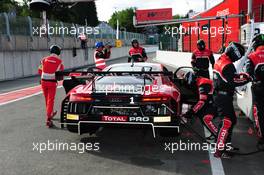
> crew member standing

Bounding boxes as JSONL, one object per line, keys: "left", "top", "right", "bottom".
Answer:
{"left": 78, "top": 33, "right": 87, "bottom": 49}
{"left": 94, "top": 42, "right": 111, "bottom": 70}
{"left": 213, "top": 42, "right": 251, "bottom": 158}
{"left": 191, "top": 39, "right": 215, "bottom": 78}
{"left": 38, "top": 45, "right": 64, "bottom": 128}
{"left": 246, "top": 34, "right": 264, "bottom": 148}
{"left": 183, "top": 72, "right": 218, "bottom": 138}
{"left": 128, "top": 39, "right": 148, "bottom": 63}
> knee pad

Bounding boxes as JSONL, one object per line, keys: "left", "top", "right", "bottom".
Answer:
{"left": 223, "top": 117, "right": 232, "bottom": 129}
{"left": 203, "top": 114, "right": 214, "bottom": 123}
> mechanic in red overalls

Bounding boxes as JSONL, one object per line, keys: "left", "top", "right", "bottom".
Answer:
{"left": 94, "top": 42, "right": 111, "bottom": 70}
{"left": 128, "top": 39, "right": 148, "bottom": 63}
{"left": 38, "top": 45, "right": 64, "bottom": 128}
{"left": 246, "top": 34, "right": 264, "bottom": 149}
{"left": 191, "top": 39, "right": 215, "bottom": 79}
{"left": 183, "top": 72, "right": 218, "bottom": 139}
{"left": 213, "top": 42, "right": 251, "bottom": 158}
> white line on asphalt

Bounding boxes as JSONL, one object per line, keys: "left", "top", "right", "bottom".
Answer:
{"left": 156, "top": 59, "right": 226, "bottom": 175}
{"left": 0, "top": 86, "right": 63, "bottom": 107}
{"left": 204, "top": 127, "right": 225, "bottom": 175}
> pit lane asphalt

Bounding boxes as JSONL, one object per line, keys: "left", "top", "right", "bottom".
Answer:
{"left": 0, "top": 53, "right": 263, "bottom": 175}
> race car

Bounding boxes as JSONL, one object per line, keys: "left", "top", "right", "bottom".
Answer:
{"left": 57, "top": 63, "right": 197, "bottom": 138}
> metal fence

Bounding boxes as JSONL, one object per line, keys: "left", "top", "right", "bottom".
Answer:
{"left": 0, "top": 13, "right": 146, "bottom": 51}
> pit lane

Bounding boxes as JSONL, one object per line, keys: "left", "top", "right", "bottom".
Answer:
{"left": 0, "top": 53, "right": 263, "bottom": 175}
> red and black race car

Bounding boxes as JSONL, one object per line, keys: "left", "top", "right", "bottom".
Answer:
{"left": 56, "top": 63, "right": 197, "bottom": 137}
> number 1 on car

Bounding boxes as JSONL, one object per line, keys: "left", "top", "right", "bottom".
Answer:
{"left": 130, "top": 97, "right": 135, "bottom": 104}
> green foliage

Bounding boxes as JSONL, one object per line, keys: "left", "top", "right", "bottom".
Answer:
{"left": 70, "top": 2, "right": 99, "bottom": 26}
{"left": 109, "top": 7, "right": 140, "bottom": 33}
{"left": 0, "top": 0, "right": 20, "bottom": 14}
{"left": 0, "top": 0, "right": 99, "bottom": 26}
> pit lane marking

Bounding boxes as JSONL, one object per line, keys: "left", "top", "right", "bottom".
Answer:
{"left": 204, "top": 127, "right": 225, "bottom": 175}
{"left": 0, "top": 85, "right": 62, "bottom": 107}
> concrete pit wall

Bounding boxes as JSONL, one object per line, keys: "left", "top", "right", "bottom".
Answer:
{"left": 0, "top": 46, "right": 158, "bottom": 81}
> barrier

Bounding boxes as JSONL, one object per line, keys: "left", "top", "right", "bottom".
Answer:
{"left": 155, "top": 50, "right": 221, "bottom": 78}
{"left": 0, "top": 46, "right": 158, "bottom": 81}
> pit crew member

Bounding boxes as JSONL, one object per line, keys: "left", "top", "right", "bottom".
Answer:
{"left": 213, "top": 42, "right": 251, "bottom": 158}
{"left": 183, "top": 72, "right": 218, "bottom": 138}
{"left": 38, "top": 45, "right": 64, "bottom": 128}
{"left": 94, "top": 42, "right": 111, "bottom": 70}
{"left": 246, "top": 34, "right": 264, "bottom": 148}
{"left": 191, "top": 39, "right": 215, "bottom": 78}
{"left": 128, "top": 39, "right": 148, "bottom": 63}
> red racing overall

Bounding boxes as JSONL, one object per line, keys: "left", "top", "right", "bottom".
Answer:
{"left": 192, "top": 48, "right": 215, "bottom": 78}
{"left": 38, "top": 54, "right": 64, "bottom": 122}
{"left": 213, "top": 54, "right": 249, "bottom": 153}
{"left": 94, "top": 49, "right": 111, "bottom": 70}
{"left": 128, "top": 46, "right": 147, "bottom": 62}
{"left": 246, "top": 45, "right": 264, "bottom": 143}
{"left": 186, "top": 77, "right": 218, "bottom": 136}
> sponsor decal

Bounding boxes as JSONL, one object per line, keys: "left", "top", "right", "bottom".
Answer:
{"left": 153, "top": 116, "right": 171, "bottom": 123}
{"left": 129, "top": 117, "right": 150, "bottom": 122}
{"left": 136, "top": 8, "right": 172, "bottom": 22}
{"left": 102, "top": 116, "right": 128, "bottom": 122}
{"left": 66, "top": 114, "right": 79, "bottom": 120}
{"left": 216, "top": 8, "right": 230, "bottom": 16}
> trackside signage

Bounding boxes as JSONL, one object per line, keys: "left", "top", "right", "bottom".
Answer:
{"left": 136, "top": 8, "right": 172, "bottom": 23}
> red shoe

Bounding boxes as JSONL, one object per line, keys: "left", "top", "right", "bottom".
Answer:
{"left": 46, "top": 120, "right": 54, "bottom": 128}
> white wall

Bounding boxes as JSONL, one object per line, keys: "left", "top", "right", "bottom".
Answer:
{"left": 0, "top": 46, "right": 158, "bottom": 81}
{"left": 155, "top": 50, "right": 221, "bottom": 78}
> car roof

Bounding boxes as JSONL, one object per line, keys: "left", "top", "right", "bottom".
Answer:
{"left": 105, "top": 62, "right": 163, "bottom": 71}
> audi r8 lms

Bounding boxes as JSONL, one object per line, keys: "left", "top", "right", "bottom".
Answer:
{"left": 57, "top": 63, "right": 197, "bottom": 137}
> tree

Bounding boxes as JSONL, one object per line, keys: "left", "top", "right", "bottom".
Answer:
{"left": 108, "top": 7, "right": 141, "bottom": 33}
{"left": 70, "top": 2, "right": 99, "bottom": 26}
{"left": 0, "top": 0, "right": 20, "bottom": 14}
{"left": 0, "top": 0, "right": 99, "bottom": 26}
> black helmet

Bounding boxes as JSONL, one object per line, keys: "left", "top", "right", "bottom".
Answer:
{"left": 225, "top": 42, "right": 245, "bottom": 62}
{"left": 197, "top": 39, "right": 206, "bottom": 51}
{"left": 252, "top": 34, "right": 264, "bottom": 51}
{"left": 131, "top": 38, "right": 139, "bottom": 46}
{"left": 50, "top": 45, "right": 61, "bottom": 55}
{"left": 184, "top": 71, "right": 196, "bottom": 86}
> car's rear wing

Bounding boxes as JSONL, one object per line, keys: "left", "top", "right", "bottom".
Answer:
{"left": 56, "top": 70, "right": 174, "bottom": 80}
